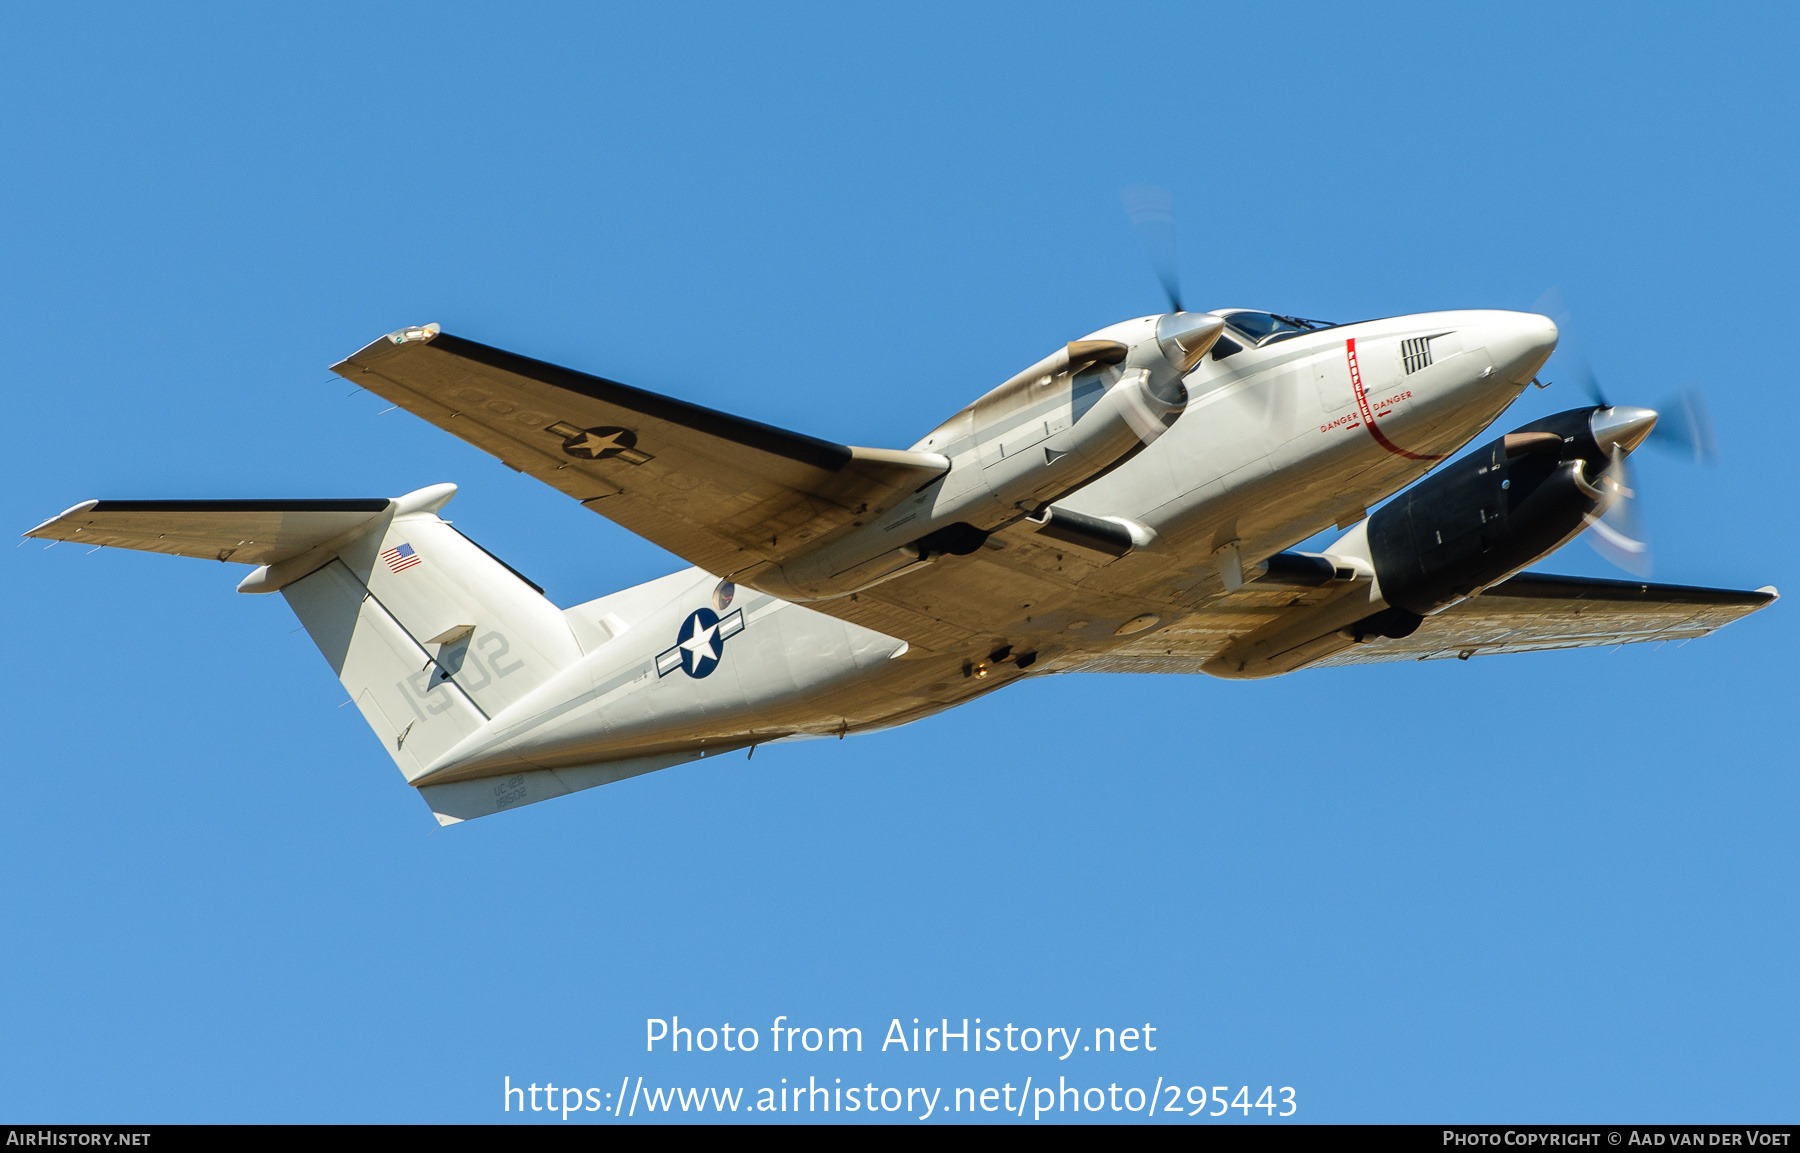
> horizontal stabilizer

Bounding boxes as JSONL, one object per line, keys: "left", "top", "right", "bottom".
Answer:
{"left": 24, "top": 498, "right": 390, "bottom": 565}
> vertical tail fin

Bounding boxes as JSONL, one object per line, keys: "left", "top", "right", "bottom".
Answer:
{"left": 265, "top": 484, "right": 582, "bottom": 783}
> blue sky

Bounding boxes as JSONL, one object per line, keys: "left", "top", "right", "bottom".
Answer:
{"left": 2, "top": 2, "right": 1794, "bottom": 1124}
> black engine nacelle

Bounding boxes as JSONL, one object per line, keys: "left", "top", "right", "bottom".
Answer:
{"left": 1362, "top": 407, "right": 1621, "bottom": 616}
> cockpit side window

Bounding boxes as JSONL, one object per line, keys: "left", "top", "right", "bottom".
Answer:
{"left": 1218, "top": 310, "right": 1337, "bottom": 347}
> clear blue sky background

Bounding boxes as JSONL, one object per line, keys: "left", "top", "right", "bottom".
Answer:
{"left": 3, "top": 2, "right": 1793, "bottom": 1125}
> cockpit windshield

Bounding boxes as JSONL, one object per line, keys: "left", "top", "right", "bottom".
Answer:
{"left": 1215, "top": 310, "right": 1337, "bottom": 346}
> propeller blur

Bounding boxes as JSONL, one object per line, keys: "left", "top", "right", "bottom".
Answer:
{"left": 1535, "top": 288, "right": 1721, "bottom": 575}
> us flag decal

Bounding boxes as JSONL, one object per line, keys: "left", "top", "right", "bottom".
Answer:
{"left": 380, "top": 542, "right": 422, "bottom": 573}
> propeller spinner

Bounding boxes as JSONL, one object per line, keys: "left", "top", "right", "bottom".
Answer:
{"left": 1585, "top": 406, "right": 1659, "bottom": 576}
{"left": 1121, "top": 186, "right": 1225, "bottom": 374}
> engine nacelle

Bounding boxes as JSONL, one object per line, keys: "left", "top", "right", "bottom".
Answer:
{"left": 1351, "top": 406, "right": 1635, "bottom": 618}
{"left": 956, "top": 312, "right": 1222, "bottom": 516}
{"left": 740, "top": 312, "right": 1223, "bottom": 601}
{"left": 1202, "top": 405, "right": 1653, "bottom": 679}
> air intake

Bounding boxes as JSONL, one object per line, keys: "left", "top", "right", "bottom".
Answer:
{"left": 1401, "top": 336, "right": 1433, "bottom": 375}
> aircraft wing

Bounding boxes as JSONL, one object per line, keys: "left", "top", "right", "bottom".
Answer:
{"left": 1309, "top": 572, "right": 1777, "bottom": 668}
{"left": 333, "top": 326, "right": 947, "bottom": 578}
{"left": 24, "top": 498, "right": 390, "bottom": 564}
{"left": 1073, "top": 571, "right": 1776, "bottom": 674}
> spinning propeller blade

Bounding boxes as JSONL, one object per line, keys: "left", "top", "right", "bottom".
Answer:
{"left": 1534, "top": 288, "right": 1722, "bottom": 576}
{"left": 1121, "top": 185, "right": 1183, "bottom": 313}
{"left": 1585, "top": 446, "right": 1654, "bottom": 577}
{"left": 1646, "top": 386, "right": 1718, "bottom": 464}
{"left": 1533, "top": 287, "right": 1609, "bottom": 404}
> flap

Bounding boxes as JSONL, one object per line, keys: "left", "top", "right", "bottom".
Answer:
{"left": 23, "top": 498, "right": 390, "bottom": 564}
{"left": 333, "top": 326, "right": 947, "bottom": 578}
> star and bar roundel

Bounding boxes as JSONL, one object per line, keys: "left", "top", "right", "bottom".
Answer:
{"left": 655, "top": 607, "right": 746, "bottom": 679}
{"left": 547, "top": 422, "right": 655, "bottom": 465}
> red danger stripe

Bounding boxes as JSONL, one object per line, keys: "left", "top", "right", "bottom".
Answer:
{"left": 1346, "top": 338, "right": 1444, "bottom": 462}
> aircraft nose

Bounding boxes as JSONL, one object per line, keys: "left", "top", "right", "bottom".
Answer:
{"left": 1521, "top": 311, "right": 1558, "bottom": 360}
{"left": 1487, "top": 311, "right": 1559, "bottom": 385}
{"left": 1590, "top": 405, "right": 1658, "bottom": 454}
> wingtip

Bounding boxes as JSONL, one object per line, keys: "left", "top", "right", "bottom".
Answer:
{"left": 385, "top": 322, "right": 441, "bottom": 346}
{"left": 331, "top": 323, "right": 443, "bottom": 377}
{"left": 23, "top": 499, "right": 99, "bottom": 539}
{"left": 1757, "top": 585, "right": 1780, "bottom": 601}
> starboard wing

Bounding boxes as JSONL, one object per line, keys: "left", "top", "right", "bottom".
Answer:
{"left": 1068, "top": 571, "right": 1776, "bottom": 675}
{"left": 1308, "top": 572, "right": 1777, "bottom": 668}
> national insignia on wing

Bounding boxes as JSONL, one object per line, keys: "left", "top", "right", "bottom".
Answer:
{"left": 544, "top": 422, "right": 655, "bottom": 465}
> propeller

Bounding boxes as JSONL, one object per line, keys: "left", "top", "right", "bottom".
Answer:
{"left": 1533, "top": 287, "right": 1721, "bottom": 575}
{"left": 1121, "top": 185, "right": 1183, "bottom": 313}
{"left": 1585, "top": 446, "right": 1654, "bottom": 576}
{"left": 1649, "top": 386, "right": 1718, "bottom": 465}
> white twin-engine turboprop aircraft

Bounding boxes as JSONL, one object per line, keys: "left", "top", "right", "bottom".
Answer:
{"left": 28, "top": 307, "right": 1776, "bottom": 824}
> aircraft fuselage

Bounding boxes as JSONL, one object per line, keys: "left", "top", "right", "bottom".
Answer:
{"left": 416, "top": 309, "right": 1557, "bottom": 784}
